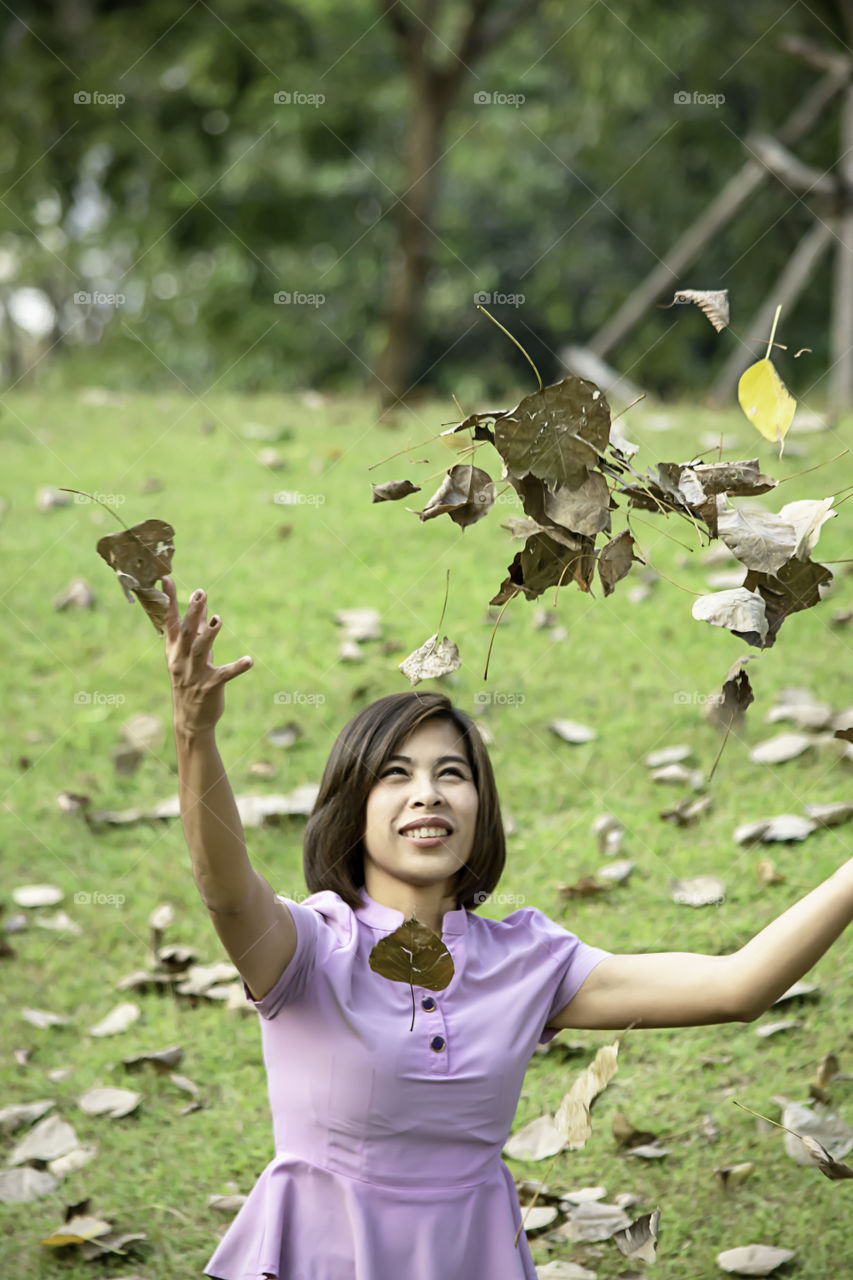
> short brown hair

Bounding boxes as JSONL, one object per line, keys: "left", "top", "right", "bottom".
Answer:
{"left": 303, "top": 691, "right": 505, "bottom": 910}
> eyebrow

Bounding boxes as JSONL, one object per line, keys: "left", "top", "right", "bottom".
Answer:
{"left": 385, "top": 754, "right": 470, "bottom": 768}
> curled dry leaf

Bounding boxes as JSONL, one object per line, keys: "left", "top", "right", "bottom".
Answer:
{"left": 555, "top": 1040, "right": 620, "bottom": 1151}
{"left": 40, "top": 1214, "right": 114, "bottom": 1248}
{"left": 123, "top": 1045, "right": 184, "bottom": 1073}
{"left": 733, "top": 815, "right": 816, "bottom": 844}
{"left": 613, "top": 1208, "right": 661, "bottom": 1263}
{"left": 416, "top": 464, "right": 496, "bottom": 529}
{"left": 398, "top": 633, "right": 461, "bottom": 686}
{"left": 800, "top": 1134, "right": 853, "bottom": 1180}
{"left": 692, "top": 588, "right": 768, "bottom": 646}
{"left": 555, "top": 1199, "right": 632, "bottom": 1243}
{"left": 598, "top": 529, "right": 636, "bottom": 596}
{"left": 781, "top": 1101, "right": 853, "bottom": 1166}
{"left": 96, "top": 518, "right": 175, "bottom": 634}
{"left": 672, "top": 288, "right": 730, "bottom": 331}
{"left": 371, "top": 478, "right": 421, "bottom": 503}
{"left": 704, "top": 655, "right": 754, "bottom": 734}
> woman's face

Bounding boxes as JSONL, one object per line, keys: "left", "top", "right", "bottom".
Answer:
{"left": 363, "top": 717, "right": 479, "bottom": 899}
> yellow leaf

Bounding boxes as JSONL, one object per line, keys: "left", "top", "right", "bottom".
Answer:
{"left": 737, "top": 359, "right": 795, "bottom": 450}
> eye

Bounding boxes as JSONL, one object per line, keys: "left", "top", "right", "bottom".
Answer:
{"left": 440, "top": 767, "right": 464, "bottom": 777}
{"left": 382, "top": 766, "right": 407, "bottom": 777}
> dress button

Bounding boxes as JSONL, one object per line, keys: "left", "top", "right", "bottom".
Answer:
{"left": 421, "top": 996, "right": 437, "bottom": 1012}
{"left": 430, "top": 1035, "right": 445, "bottom": 1053}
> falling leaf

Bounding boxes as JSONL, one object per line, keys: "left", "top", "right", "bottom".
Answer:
{"left": 548, "top": 719, "right": 596, "bottom": 744}
{"left": 88, "top": 1002, "right": 140, "bottom": 1037}
{"left": 13, "top": 884, "right": 64, "bottom": 907}
{"left": 416, "top": 464, "right": 496, "bottom": 529}
{"left": 672, "top": 288, "right": 730, "bottom": 331}
{"left": 692, "top": 588, "right": 768, "bottom": 646}
{"left": 495, "top": 376, "right": 611, "bottom": 491}
{"left": 716, "top": 1244, "right": 795, "bottom": 1275}
{"left": 613, "top": 1208, "right": 661, "bottom": 1263}
{"left": 704, "top": 656, "right": 754, "bottom": 733}
{"left": 78, "top": 1087, "right": 140, "bottom": 1118}
{"left": 670, "top": 875, "right": 725, "bottom": 907}
{"left": 555, "top": 1040, "right": 620, "bottom": 1151}
{"left": 738, "top": 358, "right": 796, "bottom": 448}
{"left": 781, "top": 1101, "right": 853, "bottom": 1165}
{"left": 371, "top": 478, "right": 422, "bottom": 504}
{"left": 54, "top": 579, "right": 96, "bottom": 610}
{"left": 598, "top": 530, "right": 636, "bottom": 596}
{"left": 774, "top": 979, "right": 819, "bottom": 1004}
{"left": 398, "top": 634, "right": 461, "bottom": 686}
{"left": 96, "top": 518, "right": 175, "bottom": 633}
{"left": 716, "top": 505, "right": 799, "bottom": 574}
{"left": 491, "top": 531, "right": 596, "bottom": 605}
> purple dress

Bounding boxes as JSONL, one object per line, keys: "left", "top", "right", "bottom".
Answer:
{"left": 204, "top": 888, "right": 609, "bottom": 1280}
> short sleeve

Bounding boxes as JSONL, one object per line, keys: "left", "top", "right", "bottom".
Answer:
{"left": 240, "top": 892, "right": 352, "bottom": 1020}
{"left": 503, "top": 906, "right": 610, "bottom": 1045}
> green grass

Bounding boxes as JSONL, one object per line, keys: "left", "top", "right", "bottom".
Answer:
{"left": 1, "top": 385, "right": 852, "bottom": 1279}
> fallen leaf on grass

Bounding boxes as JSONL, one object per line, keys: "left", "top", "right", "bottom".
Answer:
{"left": 749, "top": 733, "right": 813, "bottom": 764}
{"left": 504, "top": 1113, "right": 566, "bottom": 1161}
{"left": 661, "top": 794, "right": 712, "bottom": 826}
{"left": 555, "top": 1199, "right": 632, "bottom": 1243}
{"left": 549, "top": 719, "right": 596, "bottom": 744}
{"left": 716, "top": 1244, "right": 795, "bottom": 1275}
{"left": 773, "top": 979, "right": 819, "bottom": 1004}
{"left": 591, "top": 813, "right": 624, "bottom": 855}
{"left": 644, "top": 744, "right": 692, "bottom": 768}
{"left": 625, "top": 1141, "right": 671, "bottom": 1159}
{"left": 670, "top": 875, "right": 725, "bottom": 907}
{"left": 733, "top": 815, "right": 816, "bottom": 844}
{"left": 756, "top": 860, "right": 785, "bottom": 886}
{"left": 54, "top": 579, "right": 95, "bottom": 610}
{"left": 96, "top": 518, "right": 175, "bottom": 634}
{"left": 209, "top": 1193, "right": 248, "bottom": 1214}
{"left": 0, "top": 1166, "right": 58, "bottom": 1203}
{"left": 613, "top": 1208, "right": 661, "bottom": 1263}
{"left": 22, "top": 1008, "right": 70, "bottom": 1029}
{"left": 9, "top": 1114, "right": 79, "bottom": 1165}
{"left": 535, "top": 1261, "right": 597, "bottom": 1279}
{"left": 47, "top": 1144, "right": 97, "bottom": 1175}
{"left": 336, "top": 606, "right": 382, "bottom": 641}
{"left": 78, "top": 1087, "right": 140, "bottom": 1118}
{"left": 0, "top": 1100, "right": 55, "bottom": 1134}
{"left": 13, "top": 884, "right": 64, "bottom": 907}
{"left": 714, "top": 1162, "right": 755, "bottom": 1189}
{"left": 612, "top": 1110, "right": 657, "bottom": 1149}
{"left": 398, "top": 634, "right": 461, "bottom": 686}
{"left": 557, "top": 876, "right": 609, "bottom": 900}
{"left": 597, "top": 859, "right": 634, "bottom": 884}
{"left": 123, "top": 1046, "right": 184, "bottom": 1073}
{"left": 755, "top": 1019, "right": 801, "bottom": 1039}
{"left": 41, "top": 1214, "right": 113, "bottom": 1247}
{"left": 802, "top": 801, "right": 853, "bottom": 827}
{"left": 88, "top": 1002, "right": 140, "bottom": 1037}
{"left": 781, "top": 1101, "right": 853, "bottom": 1165}
{"left": 520, "top": 1205, "right": 559, "bottom": 1231}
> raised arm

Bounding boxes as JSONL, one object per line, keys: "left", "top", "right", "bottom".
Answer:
{"left": 163, "top": 577, "right": 297, "bottom": 1000}
{"left": 548, "top": 857, "right": 853, "bottom": 1031}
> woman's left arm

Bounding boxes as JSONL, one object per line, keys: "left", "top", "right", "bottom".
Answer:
{"left": 549, "top": 857, "right": 853, "bottom": 1031}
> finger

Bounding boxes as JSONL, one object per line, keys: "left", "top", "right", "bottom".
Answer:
{"left": 190, "top": 613, "right": 221, "bottom": 665}
{"left": 162, "top": 576, "right": 181, "bottom": 644}
{"left": 179, "top": 588, "right": 207, "bottom": 655}
{"left": 211, "top": 654, "right": 253, "bottom": 686}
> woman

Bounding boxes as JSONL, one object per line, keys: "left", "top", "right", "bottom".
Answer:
{"left": 163, "top": 579, "right": 853, "bottom": 1280}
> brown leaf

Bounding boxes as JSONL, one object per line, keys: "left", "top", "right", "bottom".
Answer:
{"left": 742, "top": 557, "right": 833, "bottom": 647}
{"left": 369, "top": 918, "right": 454, "bottom": 1028}
{"left": 612, "top": 1109, "right": 657, "bottom": 1149}
{"left": 398, "top": 633, "right": 461, "bottom": 686}
{"left": 495, "top": 376, "right": 611, "bottom": 491}
{"left": 613, "top": 1207, "right": 661, "bottom": 1263}
{"left": 756, "top": 859, "right": 786, "bottom": 886}
{"left": 801, "top": 1134, "right": 853, "bottom": 1180}
{"left": 661, "top": 793, "right": 712, "bottom": 826}
{"left": 416, "top": 464, "right": 495, "bottom": 529}
{"left": 671, "top": 288, "right": 730, "bottom": 331}
{"left": 96, "top": 519, "right": 175, "bottom": 634}
{"left": 491, "top": 532, "right": 596, "bottom": 606}
{"left": 598, "top": 529, "right": 636, "bottom": 596}
{"left": 557, "top": 876, "right": 609, "bottom": 900}
{"left": 706, "top": 655, "right": 754, "bottom": 733}
{"left": 371, "top": 479, "right": 422, "bottom": 503}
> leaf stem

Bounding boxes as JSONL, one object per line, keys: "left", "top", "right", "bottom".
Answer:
{"left": 483, "top": 595, "right": 514, "bottom": 679}
{"left": 476, "top": 305, "right": 542, "bottom": 390}
{"left": 776, "top": 449, "right": 849, "bottom": 485}
{"left": 765, "top": 304, "right": 782, "bottom": 361}
{"left": 59, "top": 488, "right": 128, "bottom": 529}
{"left": 436, "top": 569, "right": 451, "bottom": 636}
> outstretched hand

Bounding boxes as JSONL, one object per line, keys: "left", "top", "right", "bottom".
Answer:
{"left": 163, "top": 577, "right": 252, "bottom": 735}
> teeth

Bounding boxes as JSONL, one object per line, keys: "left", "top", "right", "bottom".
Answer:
{"left": 403, "top": 827, "right": 449, "bottom": 838}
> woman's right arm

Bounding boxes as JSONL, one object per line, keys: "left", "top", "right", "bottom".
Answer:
{"left": 163, "top": 577, "right": 297, "bottom": 1000}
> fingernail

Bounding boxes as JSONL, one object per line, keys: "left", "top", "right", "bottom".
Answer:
{"left": 210, "top": 615, "right": 220, "bottom": 627}
{"left": 192, "top": 589, "right": 204, "bottom": 602}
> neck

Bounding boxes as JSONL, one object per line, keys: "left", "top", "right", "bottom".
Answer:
{"left": 363, "top": 866, "right": 459, "bottom": 936}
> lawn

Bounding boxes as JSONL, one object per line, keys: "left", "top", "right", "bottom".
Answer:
{"left": 2, "top": 383, "right": 852, "bottom": 1279}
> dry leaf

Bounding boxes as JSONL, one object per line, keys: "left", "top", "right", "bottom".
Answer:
{"left": 13, "top": 884, "right": 64, "bottom": 907}
{"left": 714, "top": 1162, "right": 755, "bottom": 1189}
{"left": 716, "top": 1244, "right": 795, "bottom": 1275}
{"left": 368, "top": 917, "right": 453, "bottom": 991}
{"left": 371, "top": 478, "right": 421, "bottom": 503}
{"left": 756, "top": 860, "right": 785, "bottom": 886}
{"left": 535, "top": 1260, "right": 597, "bottom": 1278}
{"left": 692, "top": 588, "right": 768, "bottom": 646}
{"left": 749, "top": 733, "right": 813, "bottom": 765}
{"left": 613, "top": 1208, "right": 661, "bottom": 1263}
{"left": 520, "top": 1205, "right": 559, "bottom": 1232}
{"left": 0, "top": 1166, "right": 58, "bottom": 1203}
{"left": 734, "top": 815, "right": 816, "bottom": 844}
{"left": 88, "top": 1002, "right": 140, "bottom": 1037}
{"left": 612, "top": 1109, "right": 657, "bottom": 1149}
{"left": 416, "top": 464, "right": 495, "bottom": 529}
{"left": 781, "top": 1101, "right": 853, "bottom": 1165}
{"left": 670, "top": 875, "right": 725, "bottom": 907}
{"left": 21, "top": 1008, "right": 70, "bottom": 1029}
{"left": 336, "top": 607, "right": 382, "bottom": 641}
{"left": 672, "top": 288, "right": 730, "bottom": 330}
{"left": 661, "top": 794, "right": 712, "bottom": 826}
{"left": 0, "top": 1100, "right": 55, "bottom": 1134}
{"left": 800, "top": 1134, "right": 853, "bottom": 1180}
{"left": 557, "top": 876, "right": 609, "bottom": 900}
{"left": 504, "top": 1113, "right": 565, "bottom": 1161}
{"left": 123, "top": 1046, "right": 184, "bottom": 1073}
{"left": 398, "top": 634, "right": 461, "bottom": 686}
{"left": 755, "top": 1019, "right": 801, "bottom": 1039}
{"left": 644, "top": 744, "right": 692, "bottom": 768}
{"left": 555, "top": 1040, "right": 620, "bottom": 1151}
{"left": 9, "top": 1114, "right": 79, "bottom": 1165}
{"left": 549, "top": 719, "right": 596, "bottom": 744}
{"left": 40, "top": 1214, "right": 113, "bottom": 1248}
{"left": 78, "top": 1087, "right": 140, "bottom": 1118}
{"left": 96, "top": 518, "right": 175, "bottom": 634}
{"left": 625, "top": 1140, "right": 671, "bottom": 1159}
{"left": 556, "top": 1199, "right": 632, "bottom": 1243}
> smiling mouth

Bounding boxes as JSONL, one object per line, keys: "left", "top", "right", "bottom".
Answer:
{"left": 400, "top": 826, "right": 451, "bottom": 840}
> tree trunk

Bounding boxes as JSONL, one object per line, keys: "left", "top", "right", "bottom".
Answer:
{"left": 375, "top": 77, "right": 450, "bottom": 408}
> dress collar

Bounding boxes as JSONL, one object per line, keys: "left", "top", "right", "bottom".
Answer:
{"left": 355, "top": 887, "right": 469, "bottom": 937}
